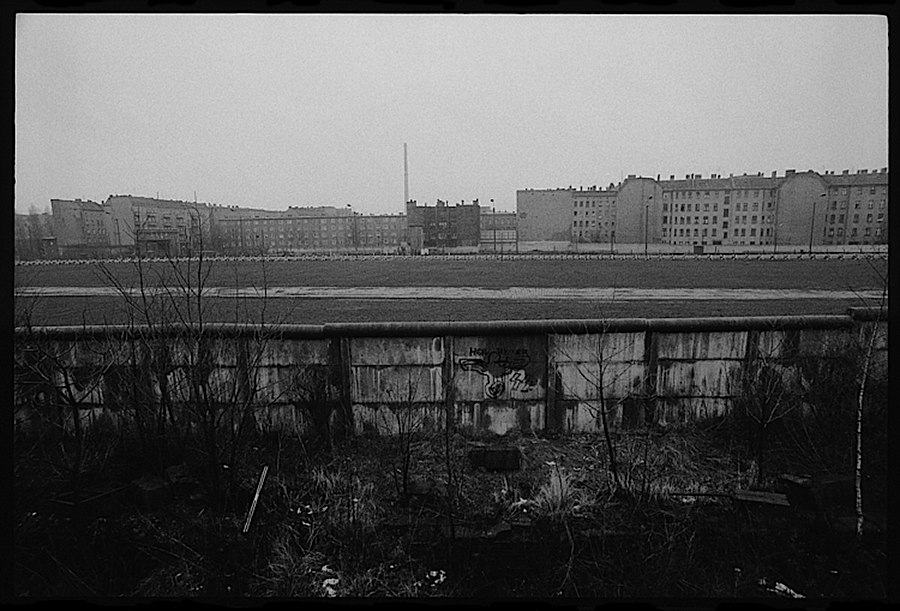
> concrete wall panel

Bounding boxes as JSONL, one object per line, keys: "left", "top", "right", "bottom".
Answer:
{"left": 453, "top": 335, "right": 545, "bottom": 401}
{"left": 657, "top": 360, "right": 742, "bottom": 397}
{"left": 352, "top": 403, "right": 444, "bottom": 435}
{"left": 259, "top": 339, "right": 331, "bottom": 366}
{"left": 657, "top": 331, "right": 748, "bottom": 361}
{"left": 554, "top": 361, "right": 644, "bottom": 401}
{"left": 352, "top": 365, "right": 443, "bottom": 403}
{"left": 549, "top": 333, "right": 601, "bottom": 363}
{"left": 351, "top": 337, "right": 444, "bottom": 366}
{"left": 550, "top": 332, "right": 644, "bottom": 364}
{"left": 757, "top": 330, "right": 790, "bottom": 359}
{"left": 455, "top": 401, "right": 544, "bottom": 434}
{"left": 657, "top": 397, "right": 730, "bottom": 426}
{"left": 797, "top": 328, "right": 854, "bottom": 356}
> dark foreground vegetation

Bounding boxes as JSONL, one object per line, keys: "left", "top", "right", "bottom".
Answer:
{"left": 14, "top": 394, "right": 887, "bottom": 599}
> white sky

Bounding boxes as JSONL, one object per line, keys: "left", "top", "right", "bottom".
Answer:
{"left": 15, "top": 13, "right": 888, "bottom": 214}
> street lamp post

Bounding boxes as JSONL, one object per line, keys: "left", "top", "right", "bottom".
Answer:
{"left": 644, "top": 195, "right": 653, "bottom": 258}
{"left": 491, "top": 199, "right": 497, "bottom": 254}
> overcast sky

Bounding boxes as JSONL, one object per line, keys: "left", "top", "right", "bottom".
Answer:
{"left": 15, "top": 13, "right": 887, "bottom": 215}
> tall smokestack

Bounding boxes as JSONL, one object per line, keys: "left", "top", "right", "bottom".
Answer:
{"left": 403, "top": 143, "right": 409, "bottom": 204}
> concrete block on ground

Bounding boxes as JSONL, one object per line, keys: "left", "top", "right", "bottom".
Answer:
{"left": 467, "top": 441, "right": 521, "bottom": 471}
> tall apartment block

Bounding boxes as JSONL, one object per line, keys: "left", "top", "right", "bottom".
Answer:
{"left": 518, "top": 168, "right": 888, "bottom": 248}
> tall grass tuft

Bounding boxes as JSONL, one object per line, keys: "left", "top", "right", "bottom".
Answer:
{"left": 533, "top": 466, "right": 583, "bottom": 521}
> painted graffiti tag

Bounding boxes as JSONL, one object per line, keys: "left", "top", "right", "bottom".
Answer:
{"left": 458, "top": 347, "right": 537, "bottom": 400}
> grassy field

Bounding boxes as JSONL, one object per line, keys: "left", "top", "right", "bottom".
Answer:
{"left": 14, "top": 257, "right": 887, "bottom": 325}
{"left": 14, "top": 257, "right": 888, "bottom": 290}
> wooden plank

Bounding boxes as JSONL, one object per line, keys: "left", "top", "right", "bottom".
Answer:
{"left": 734, "top": 490, "right": 790, "bottom": 507}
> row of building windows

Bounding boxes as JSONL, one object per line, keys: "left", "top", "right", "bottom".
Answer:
{"left": 573, "top": 220, "right": 613, "bottom": 227}
{"left": 825, "top": 213, "right": 885, "bottom": 224}
{"left": 829, "top": 186, "right": 887, "bottom": 196}
{"left": 822, "top": 227, "right": 881, "bottom": 238}
{"left": 669, "top": 189, "right": 777, "bottom": 199}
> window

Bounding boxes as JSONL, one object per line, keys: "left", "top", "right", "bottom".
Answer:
{"left": 828, "top": 228, "right": 834, "bottom": 237}
{"left": 713, "top": 203, "right": 718, "bottom": 211}
{"left": 829, "top": 214, "right": 835, "bottom": 224}
{"left": 712, "top": 228, "right": 717, "bottom": 236}
{"left": 865, "top": 227, "right": 871, "bottom": 236}
{"left": 839, "top": 214, "right": 845, "bottom": 223}
{"left": 723, "top": 221, "right": 729, "bottom": 229}
{"left": 877, "top": 213, "right": 884, "bottom": 222}
{"left": 751, "top": 216, "right": 757, "bottom": 224}
{"left": 703, "top": 216, "right": 709, "bottom": 224}
{"left": 868, "top": 200, "right": 874, "bottom": 209}
{"left": 750, "top": 228, "right": 756, "bottom": 237}
{"left": 723, "top": 208, "right": 729, "bottom": 218}
{"left": 703, "top": 203, "right": 709, "bottom": 211}
{"left": 866, "top": 214, "right": 873, "bottom": 223}
{"left": 853, "top": 214, "right": 860, "bottom": 223}
{"left": 752, "top": 203, "right": 759, "bottom": 211}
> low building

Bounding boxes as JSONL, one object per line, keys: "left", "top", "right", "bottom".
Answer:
{"left": 479, "top": 208, "right": 518, "bottom": 252}
{"left": 406, "top": 199, "right": 481, "bottom": 251}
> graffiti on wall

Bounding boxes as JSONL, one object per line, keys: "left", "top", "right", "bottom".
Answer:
{"left": 458, "top": 346, "right": 538, "bottom": 399}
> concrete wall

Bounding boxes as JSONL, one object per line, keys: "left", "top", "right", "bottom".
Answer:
{"left": 14, "top": 312, "right": 887, "bottom": 437}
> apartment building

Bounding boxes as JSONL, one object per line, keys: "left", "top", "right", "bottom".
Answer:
{"left": 211, "top": 205, "right": 407, "bottom": 254}
{"left": 517, "top": 169, "right": 888, "bottom": 248}
{"left": 820, "top": 169, "right": 889, "bottom": 245}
